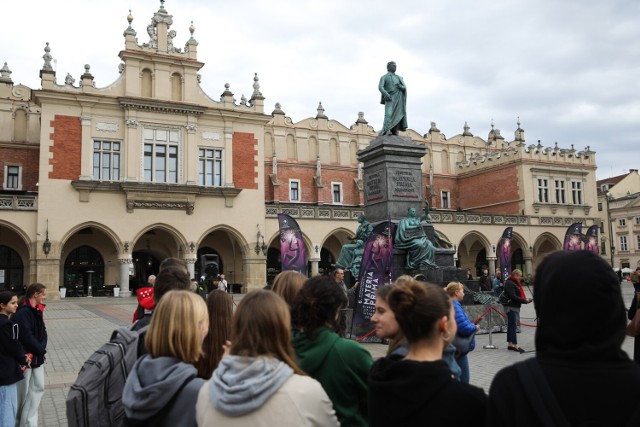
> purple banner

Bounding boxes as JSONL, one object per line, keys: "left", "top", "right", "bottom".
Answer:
{"left": 278, "top": 214, "right": 307, "bottom": 275}
{"left": 352, "top": 221, "right": 396, "bottom": 341}
{"left": 584, "top": 225, "right": 599, "bottom": 255}
{"left": 563, "top": 222, "right": 583, "bottom": 252}
{"left": 498, "top": 227, "right": 513, "bottom": 282}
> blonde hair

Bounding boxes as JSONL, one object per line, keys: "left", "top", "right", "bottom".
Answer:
{"left": 231, "top": 290, "right": 304, "bottom": 375}
{"left": 146, "top": 290, "right": 208, "bottom": 363}
{"left": 512, "top": 269, "right": 523, "bottom": 277}
{"left": 444, "top": 281, "right": 464, "bottom": 296}
{"left": 272, "top": 271, "right": 306, "bottom": 307}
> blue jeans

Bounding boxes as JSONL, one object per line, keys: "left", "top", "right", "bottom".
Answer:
{"left": 507, "top": 309, "right": 520, "bottom": 345}
{"left": 0, "top": 383, "right": 18, "bottom": 427}
{"left": 456, "top": 354, "right": 470, "bottom": 384}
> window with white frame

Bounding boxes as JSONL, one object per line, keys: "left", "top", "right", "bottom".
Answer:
{"left": 537, "top": 179, "right": 549, "bottom": 203}
{"left": 619, "top": 218, "right": 626, "bottom": 227}
{"left": 620, "top": 235, "right": 628, "bottom": 251}
{"left": 636, "top": 234, "right": 640, "bottom": 250}
{"left": 93, "top": 140, "right": 121, "bottom": 181}
{"left": 198, "top": 148, "right": 223, "bottom": 186}
{"left": 554, "top": 180, "right": 566, "bottom": 204}
{"left": 332, "top": 182, "right": 343, "bottom": 204}
{"left": 571, "top": 181, "right": 582, "bottom": 204}
{"left": 143, "top": 128, "right": 180, "bottom": 183}
{"left": 289, "top": 180, "right": 300, "bottom": 202}
{"left": 3, "top": 165, "right": 21, "bottom": 190}
{"left": 441, "top": 191, "right": 450, "bottom": 209}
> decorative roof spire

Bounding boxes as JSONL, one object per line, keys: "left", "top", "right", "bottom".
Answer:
{"left": 42, "top": 42, "right": 54, "bottom": 72}
{"left": 186, "top": 20, "right": 198, "bottom": 46}
{"left": 159, "top": 0, "right": 166, "bottom": 11}
{"left": 0, "top": 62, "right": 12, "bottom": 83}
{"left": 251, "top": 73, "right": 264, "bottom": 100}
{"left": 124, "top": 9, "right": 137, "bottom": 36}
{"left": 221, "top": 83, "right": 233, "bottom": 97}
{"left": 355, "top": 112, "right": 368, "bottom": 124}
{"left": 462, "top": 121, "right": 473, "bottom": 136}
{"left": 514, "top": 116, "right": 525, "bottom": 142}
{"left": 316, "top": 102, "right": 328, "bottom": 119}
{"left": 429, "top": 121, "right": 440, "bottom": 133}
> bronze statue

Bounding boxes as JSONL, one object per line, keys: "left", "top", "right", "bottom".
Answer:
{"left": 336, "top": 215, "right": 373, "bottom": 272}
{"left": 395, "top": 207, "right": 437, "bottom": 269}
{"left": 379, "top": 61, "right": 408, "bottom": 135}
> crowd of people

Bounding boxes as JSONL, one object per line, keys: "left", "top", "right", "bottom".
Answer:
{"left": 2, "top": 250, "right": 640, "bottom": 426}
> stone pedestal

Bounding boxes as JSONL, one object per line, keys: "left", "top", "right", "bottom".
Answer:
{"left": 358, "top": 134, "right": 426, "bottom": 223}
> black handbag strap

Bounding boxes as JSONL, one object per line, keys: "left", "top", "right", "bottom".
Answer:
{"left": 515, "top": 358, "right": 570, "bottom": 427}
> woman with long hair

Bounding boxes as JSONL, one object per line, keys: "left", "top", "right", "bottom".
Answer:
{"left": 445, "top": 281, "right": 480, "bottom": 383}
{"left": 368, "top": 279, "right": 487, "bottom": 426}
{"left": 196, "top": 290, "right": 234, "bottom": 379}
{"left": 0, "top": 291, "right": 30, "bottom": 426}
{"left": 271, "top": 270, "right": 306, "bottom": 307}
{"left": 291, "top": 275, "right": 372, "bottom": 426}
{"left": 196, "top": 290, "right": 337, "bottom": 426}
{"left": 123, "top": 290, "right": 208, "bottom": 426}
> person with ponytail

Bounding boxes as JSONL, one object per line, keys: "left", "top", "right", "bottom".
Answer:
{"left": 368, "top": 279, "right": 486, "bottom": 426}
{"left": 503, "top": 269, "right": 532, "bottom": 353}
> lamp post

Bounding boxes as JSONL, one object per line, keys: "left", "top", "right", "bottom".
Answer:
{"left": 42, "top": 219, "right": 51, "bottom": 256}
{"left": 606, "top": 192, "right": 615, "bottom": 268}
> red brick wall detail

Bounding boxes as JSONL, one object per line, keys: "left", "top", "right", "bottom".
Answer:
{"left": 233, "top": 132, "right": 258, "bottom": 190}
{"left": 49, "top": 115, "right": 81, "bottom": 180}
{"left": 0, "top": 147, "right": 40, "bottom": 191}
{"left": 457, "top": 166, "right": 520, "bottom": 214}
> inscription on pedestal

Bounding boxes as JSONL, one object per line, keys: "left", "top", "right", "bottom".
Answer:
{"left": 364, "top": 170, "right": 386, "bottom": 203}
{"left": 390, "top": 168, "right": 420, "bottom": 199}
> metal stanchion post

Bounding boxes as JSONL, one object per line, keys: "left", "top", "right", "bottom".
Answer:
{"left": 483, "top": 304, "right": 497, "bottom": 349}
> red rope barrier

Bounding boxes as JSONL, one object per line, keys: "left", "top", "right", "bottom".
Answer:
{"left": 472, "top": 305, "right": 537, "bottom": 328}
{"left": 355, "top": 328, "right": 378, "bottom": 342}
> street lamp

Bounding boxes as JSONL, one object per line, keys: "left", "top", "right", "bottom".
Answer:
{"left": 255, "top": 226, "right": 267, "bottom": 256}
{"left": 42, "top": 219, "right": 51, "bottom": 256}
{"left": 606, "top": 192, "right": 615, "bottom": 267}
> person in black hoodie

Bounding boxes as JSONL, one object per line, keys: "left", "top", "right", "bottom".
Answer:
{"left": 487, "top": 250, "right": 640, "bottom": 426}
{"left": 13, "top": 283, "right": 47, "bottom": 427}
{"left": 0, "top": 291, "right": 31, "bottom": 426}
{"left": 368, "top": 278, "right": 487, "bottom": 426}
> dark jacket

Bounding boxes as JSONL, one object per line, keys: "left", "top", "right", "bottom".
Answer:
{"left": 292, "top": 327, "right": 372, "bottom": 427}
{"left": 504, "top": 278, "right": 528, "bottom": 308}
{"left": 13, "top": 299, "right": 47, "bottom": 367}
{"left": 369, "top": 355, "right": 486, "bottom": 426}
{"left": 0, "top": 314, "right": 26, "bottom": 386}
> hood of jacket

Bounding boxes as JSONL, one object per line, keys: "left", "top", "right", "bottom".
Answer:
{"left": 291, "top": 327, "right": 339, "bottom": 374}
{"left": 123, "top": 355, "right": 198, "bottom": 420}
{"left": 209, "top": 355, "right": 293, "bottom": 417}
{"left": 369, "top": 356, "right": 453, "bottom": 408}
{"left": 533, "top": 250, "right": 627, "bottom": 362}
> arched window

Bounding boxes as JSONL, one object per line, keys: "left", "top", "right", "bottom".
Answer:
{"left": 308, "top": 136, "right": 318, "bottom": 161}
{"left": 64, "top": 245, "right": 105, "bottom": 294}
{"left": 265, "top": 133, "right": 274, "bottom": 159}
{"left": 286, "top": 134, "right": 296, "bottom": 160}
{"left": 329, "top": 138, "right": 338, "bottom": 164}
{"left": 349, "top": 140, "right": 358, "bottom": 165}
{"left": 441, "top": 150, "right": 450, "bottom": 173}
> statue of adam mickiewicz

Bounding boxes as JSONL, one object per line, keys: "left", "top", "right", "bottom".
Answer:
{"left": 379, "top": 61, "right": 408, "bottom": 135}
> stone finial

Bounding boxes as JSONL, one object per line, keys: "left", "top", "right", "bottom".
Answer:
{"left": 42, "top": 42, "right": 54, "bottom": 71}
{"left": 316, "top": 102, "right": 328, "bottom": 119}
{"left": 272, "top": 102, "right": 285, "bottom": 115}
{"left": 355, "top": 112, "right": 368, "bottom": 124}
{"left": 251, "top": 73, "right": 264, "bottom": 100}
{"left": 0, "top": 62, "right": 12, "bottom": 83}
{"left": 462, "top": 121, "right": 473, "bottom": 136}
{"left": 159, "top": 0, "right": 166, "bottom": 10}
{"left": 429, "top": 121, "right": 440, "bottom": 132}
{"left": 221, "top": 83, "right": 233, "bottom": 97}
{"left": 118, "top": 63, "right": 125, "bottom": 74}
{"left": 240, "top": 94, "right": 248, "bottom": 106}
{"left": 185, "top": 21, "right": 198, "bottom": 47}
{"left": 123, "top": 9, "right": 137, "bottom": 36}
{"left": 514, "top": 116, "right": 525, "bottom": 142}
{"left": 65, "top": 73, "right": 76, "bottom": 86}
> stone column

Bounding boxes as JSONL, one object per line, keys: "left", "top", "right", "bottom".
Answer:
{"left": 185, "top": 122, "right": 198, "bottom": 185}
{"left": 118, "top": 257, "right": 132, "bottom": 297}
{"left": 310, "top": 258, "right": 320, "bottom": 276}
{"left": 185, "top": 256, "right": 196, "bottom": 280}
{"left": 487, "top": 257, "right": 496, "bottom": 275}
{"left": 243, "top": 255, "right": 267, "bottom": 292}
{"left": 524, "top": 257, "right": 533, "bottom": 276}
{"left": 79, "top": 116, "right": 93, "bottom": 180}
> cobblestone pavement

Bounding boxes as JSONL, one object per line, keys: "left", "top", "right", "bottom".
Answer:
{"left": 36, "top": 284, "right": 637, "bottom": 426}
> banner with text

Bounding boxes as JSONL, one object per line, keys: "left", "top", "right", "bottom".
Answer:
{"left": 278, "top": 213, "right": 307, "bottom": 275}
{"left": 352, "top": 221, "right": 396, "bottom": 342}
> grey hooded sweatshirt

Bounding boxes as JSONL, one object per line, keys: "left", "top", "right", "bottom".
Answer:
{"left": 123, "top": 355, "right": 205, "bottom": 427}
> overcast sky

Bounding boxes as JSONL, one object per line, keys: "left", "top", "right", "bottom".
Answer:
{"left": 2, "top": 0, "right": 638, "bottom": 180}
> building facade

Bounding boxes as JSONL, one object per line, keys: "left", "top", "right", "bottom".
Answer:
{"left": 0, "top": 4, "right": 601, "bottom": 298}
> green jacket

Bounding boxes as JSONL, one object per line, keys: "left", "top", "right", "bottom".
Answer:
{"left": 293, "top": 327, "right": 372, "bottom": 427}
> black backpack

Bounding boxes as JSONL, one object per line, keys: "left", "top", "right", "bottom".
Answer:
{"left": 66, "top": 325, "right": 148, "bottom": 427}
